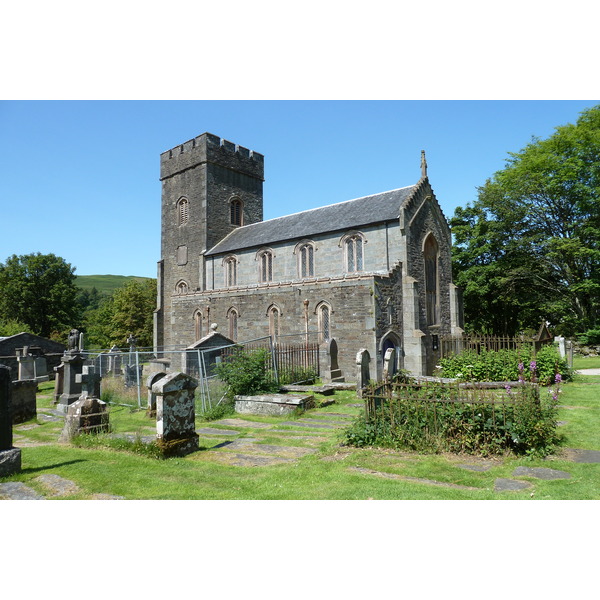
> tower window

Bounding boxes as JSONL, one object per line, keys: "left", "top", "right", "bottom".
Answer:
{"left": 268, "top": 305, "right": 280, "bottom": 339}
{"left": 317, "top": 302, "right": 331, "bottom": 343}
{"left": 194, "top": 310, "right": 202, "bottom": 340}
{"left": 230, "top": 198, "right": 243, "bottom": 226}
{"left": 177, "top": 198, "right": 189, "bottom": 226}
{"left": 176, "top": 280, "right": 189, "bottom": 295}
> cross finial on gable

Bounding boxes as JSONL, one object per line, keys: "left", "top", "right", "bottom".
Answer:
{"left": 420, "top": 150, "right": 427, "bottom": 179}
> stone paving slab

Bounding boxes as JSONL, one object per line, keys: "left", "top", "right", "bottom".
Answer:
{"left": 89, "top": 493, "right": 125, "bottom": 500}
{"left": 512, "top": 466, "right": 571, "bottom": 480}
{"left": 0, "top": 482, "right": 45, "bottom": 500}
{"left": 494, "top": 478, "right": 533, "bottom": 492}
{"left": 211, "top": 418, "right": 273, "bottom": 429}
{"left": 458, "top": 463, "right": 494, "bottom": 472}
{"left": 561, "top": 448, "right": 600, "bottom": 463}
{"left": 33, "top": 474, "right": 82, "bottom": 497}
{"left": 349, "top": 467, "right": 480, "bottom": 490}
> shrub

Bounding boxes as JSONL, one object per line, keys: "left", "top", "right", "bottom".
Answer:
{"left": 438, "top": 344, "right": 571, "bottom": 384}
{"left": 215, "top": 348, "right": 280, "bottom": 397}
{"left": 343, "top": 381, "right": 562, "bottom": 457}
{"left": 577, "top": 328, "right": 600, "bottom": 345}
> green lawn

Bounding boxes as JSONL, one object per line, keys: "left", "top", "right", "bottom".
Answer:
{"left": 573, "top": 354, "right": 600, "bottom": 370}
{"left": 3, "top": 378, "right": 599, "bottom": 500}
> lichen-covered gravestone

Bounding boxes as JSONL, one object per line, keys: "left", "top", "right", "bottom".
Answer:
{"left": 382, "top": 347, "right": 397, "bottom": 381}
{"left": 152, "top": 372, "right": 199, "bottom": 457}
{"left": 59, "top": 396, "right": 109, "bottom": 442}
{"left": 0, "top": 365, "right": 21, "bottom": 477}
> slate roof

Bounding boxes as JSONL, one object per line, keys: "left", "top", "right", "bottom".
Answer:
{"left": 206, "top": 184, "right": 417, "bottom": 256}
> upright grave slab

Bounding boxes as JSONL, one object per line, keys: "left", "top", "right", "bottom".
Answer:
{"left": 383, "top": 347, "right": 397, "bottom": 381}
{"left": 356, "top": 349, "right": 371, "bottom": 397}
{"left": 152, "top": 372, "right": 199, "bottom": 457}
{"left": 320, "top": 338, "right": 345, "bottom": 383}
{"left": 0, "top": 365, "right": 21, "bottom": 477}
{"left": 57, "top": 352, "right": 85, "bottom": 413}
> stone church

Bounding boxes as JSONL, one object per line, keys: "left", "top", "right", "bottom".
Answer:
{"left": 154, "top": 132, "right": 463, "bottom": 379}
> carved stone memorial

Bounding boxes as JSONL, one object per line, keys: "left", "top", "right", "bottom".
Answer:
{"left": 0, "top": 365, "right": 21, "bottom": 477}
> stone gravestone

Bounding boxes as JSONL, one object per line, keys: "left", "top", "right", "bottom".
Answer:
{"left": 152, "top": 372, "right": 199, "bottom": 457}
{"left": 356, "top": 349, "right": 371, "bottom": 397}
{"left": 320, "top": 338, "right": 345, "bottom": 383}
{"left": 108, "top": 346, "right": 123, "bottom": 375}
{"left": 17, "top": 347, "right": 35, "bottom": 380}
{"left": 0, "top": 365, "right": 21, "bottom": 477}
{"left": 57, "top": 352, "right": 85, "bottom": 413}
{"left": 53, "top": 362, "right": 65, "bottom": 404}
{"left": 60, "top": 396, "right": 109, "bottom": 442}
{"left": 146, "top": 372, "right": 168, "bottom": 417}
{"left": 383, "top": 347, "right": 397, "bottom": 382}
{"left": 76, "top": 365, "right": 101, "bottom": 399}
{"left": 124, "top": 364, "right": 143, "bottom": 388}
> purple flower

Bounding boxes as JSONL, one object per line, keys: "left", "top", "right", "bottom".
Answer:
{"left": 505, "top": 385, "right": 512, "bottom": 395}
{"left": 518, "top": 362, "right": 524, "bottom": 372}
{"left": 555, "top": 373, "right": 562, "bottom": 383}
{"left": 529, "top": 361, "right": 537, "bottom": 372}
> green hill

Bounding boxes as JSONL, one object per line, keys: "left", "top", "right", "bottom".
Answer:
{"left": 75, "top": 275, "right": 154, "bottom": 296}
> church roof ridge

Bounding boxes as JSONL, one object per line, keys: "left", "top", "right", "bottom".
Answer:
{"left": 206, "top": 184, "right": 417, "bottom": 256}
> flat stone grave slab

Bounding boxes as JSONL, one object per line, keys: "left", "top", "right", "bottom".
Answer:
{"left": 34, "top": 474, "right": 82, "bottom": 497}
{"left": 206, "top": 453, "right": 296, "bottom": 467}
{"left": 458, "top": 463, "right": 494, "bottom": 472}
{"left": 349, "top": 467, "right": 480, "bottom": 491}
{"left": 211, "top": 418, "right": 273, "bottom": 429}
{"left": 89, "top": 493, "right": 125, "bottom": 500}
{"left": 494, "top": 478, "right": 533, "bottom": 492}
{"left": 561, "top": 448, "right": 600, "bottom": 463}
{"left": 275, "top": 420, "right": 337, "bottom": 429}
{"left": 235, "top": 393, "right": 315, "bottom": 416}
{"left": 213, "top": 438, "right": 316, "bottom": 459}
{"left": 512, "top": 466, "right": 571, "bottom": 480}
{"left": 196, "top": 427, "right": 241, "bottom": 436}
{"left": 0, "top": 481, "right": 45, "bottom": 500}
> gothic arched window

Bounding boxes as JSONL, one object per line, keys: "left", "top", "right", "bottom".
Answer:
{"left": 224, "top": 256, "right": 238, "bottom": 287}
{"left": 176, "top": 280, "right": 189, "bottom": 295}
{"left": 194, "top": 309, "right": 203, "bottom": 340}
{"left": 316, "top": 301, "right": 332, "bottom": 343}
{"left": 424, "top": 233, "right": 439, "bottom": 325}
{"left": 298, "top": 242, "right": 315, "bottom": 278}
{"left": 344, "top": 233, "right": 364, "bottom": 272}
{"left": 268, "top": 305, "right": 281, "bottom": 339}
{"left": 230, "top": 197, "right": 243, "bottom": 226}
{"left": 227, "top": 308, "right": 239, "bottom": 340}
{"left": 177, "top": 197, "right": 189, "bottom": 226}
{"left": 258, "top": 250, "right": 274, "bottom": 284}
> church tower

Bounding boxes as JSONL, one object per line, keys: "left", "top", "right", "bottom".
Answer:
{"left": 154, "top": 133, "right": 264, "bottom": 350}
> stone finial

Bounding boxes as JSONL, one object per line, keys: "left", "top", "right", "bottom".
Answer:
{"left": 420, "top": 150, "right": 427, "bottom": 178}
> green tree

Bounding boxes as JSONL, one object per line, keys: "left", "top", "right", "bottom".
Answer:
{"left": 452, "top": 105, "right": 600, "bottom": 336}
{"left": 84, "top": 279, "right": 156, "bottom": 348}
{"left": 0, "top": 253, "right": 81, "bottom": 339}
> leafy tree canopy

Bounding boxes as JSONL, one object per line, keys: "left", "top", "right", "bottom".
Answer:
{"left": 0, "top": 253, "right": 80, "bottom": 339}
{"left": 452, "top": 105, "right": 600, "bottom": 336}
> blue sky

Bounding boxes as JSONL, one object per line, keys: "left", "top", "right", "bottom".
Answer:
{"left": 0, "top": 100, "right": 597, "bottom": 278}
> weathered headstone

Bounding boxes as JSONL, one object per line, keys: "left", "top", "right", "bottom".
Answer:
{"left": 356, "top": 349, "right": 371, "bottom": 397}
{"left": 320, "top": 338, "right": 344, "bottom": 383}
{"left": 152, "top": 372, "right": 199, "bottom": 457}
{"left": 56, "top": 352, "right": 86, "bottom": 413}
{"left": 11, "top": 380, "right": 37, "bottom": 423}
{"left": 383, "top": 347, "right": 397, "bottom": 381}
{"left": 124, "top": 364, "right": 143, "bottom": 388}
{"left": 75, "top": 365, "right": 101, "bottom": 399}
{"left": 60, "top": 396, "right": 109, "bottom": 442}
{"left": 146, "top": 372, "right": 167, "bottom": 417}
{"left": 53, "top": 362, "right": 65, "bottom": 404}
{"left": 107, "top": 346, "right": 123, "bottom": 375}
{"left": 0, "top": 365, "right": 21, "bottom": 477}
{"left": 17, "top": 348, "right": 35, "bottom": 380}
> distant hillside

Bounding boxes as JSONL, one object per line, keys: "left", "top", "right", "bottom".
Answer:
{"left": 75, "top": 275, "right": 155, "bottom": 296}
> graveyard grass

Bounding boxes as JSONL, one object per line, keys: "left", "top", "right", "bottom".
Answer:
{"left": 4, "top": 377, "right": 600, "bottom": 500}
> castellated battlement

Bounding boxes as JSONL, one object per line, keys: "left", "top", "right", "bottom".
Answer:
{"left": 160, "top": 132, "right": 264, "bottom": 181}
